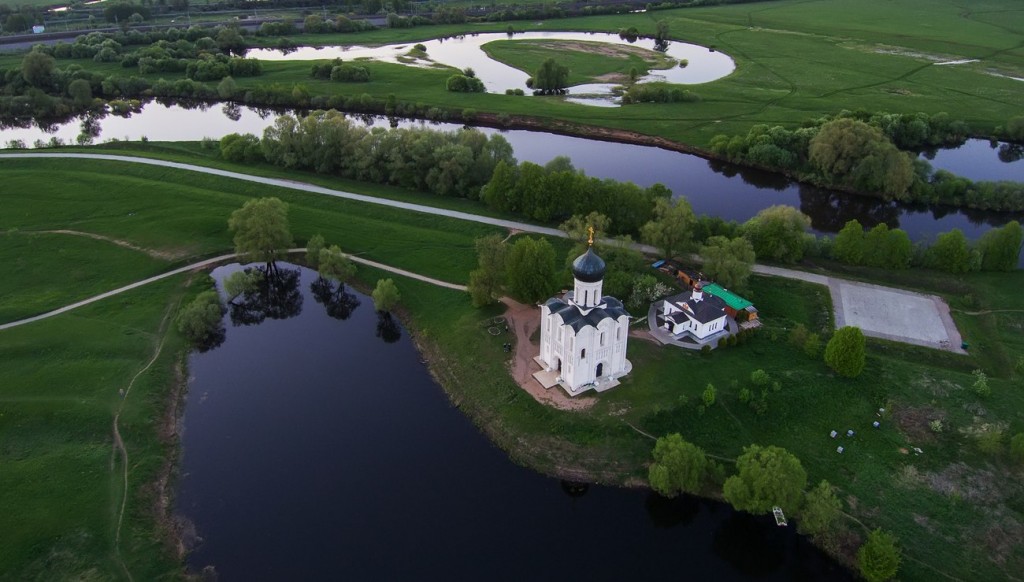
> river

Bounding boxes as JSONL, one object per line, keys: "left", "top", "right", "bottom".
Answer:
{"left": 176, "top": 263, "right": 850, "bottom": 580}
{"left": 2, "top": 101, "right": 1020, "bottom": 249}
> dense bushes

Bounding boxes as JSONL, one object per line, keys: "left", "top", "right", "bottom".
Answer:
{"left": 481, "top": 158, "right": 666, "bottom": 234}
{"left": 446, "top": 74, "right": 484, "bottom": 93}
{"left": 622, "top": 83, "right": 700, "bottom": 104}
{"left": 258, "top": 110, "right": 515, "bottom": 199}
{"left": 330, "top": 64, "right": 370, "bottom": 82}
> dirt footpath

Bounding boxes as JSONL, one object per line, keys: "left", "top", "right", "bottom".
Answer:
{"left": 501, "top": 297, "right": 595, "bottom": 412}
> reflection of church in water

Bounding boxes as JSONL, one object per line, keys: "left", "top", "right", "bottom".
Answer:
{"left": 533, "top": 233, "right": 632, "bottom": 397}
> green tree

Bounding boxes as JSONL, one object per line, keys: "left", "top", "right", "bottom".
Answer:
{"left": 723, "top": 444, "right": 807, "bottom": 514}
{"left": 978, "top": 220, "right": 1023, "bottom": 272}
{"left": 741, "top": 205, "right": 811, "bottom": 263}
{"left": 305, "top": 234, "right": 325, "bottom": 268}
{"left": 654, "top": 20, "right": 670, "bottom": 44}
{"left": 505, "top": 236, "right": 557, "bottom": 303}
{"left": 223, "top": 268, "right": 263, "bottom": 302}
{"left": 798, "top": 480, "right": 841, "bottom": 536}
{"left": 217, "top": 75, "right": 238, "bottom": 99}
{"left": 925, "top": 228, "right": 973, "bottom": 274}
{"left": 533, "top": 57, "right": 569, "bottom": 93}
{"left": 228, "top": 197, "right": 294, "bottom": 272}
{"left": 648, "top": 434, "right": 709, "bottom": 497}
{"left": 21, "top": 50, "right": 55, "bottom": 88}
{"left": 700, "top": 235, "right": 755, "bottom": 290}
{"left": 67, "top": 78, "right": 93, "bottom": 108}
{"left": 809, "top": 118, "right": 914, "bottom": 199}
{"left": 467, "top": 234, "right": 508, "bottom": 307}
{"left": 863, "top": 223, "right": 912, "bottom": 269}
{"left": 560, "top": 212, "right": 611, "bottom": 244}
{"left": 641, "top": 197, "right": 696, "bottom": 260}
{"left": 824, "top": 326, "right": 866, "bottom": 378}
{"left": 176, "top": 289, "right": 225, "bottom": 348}
{"left": 372, "top": 278, "right": 401, "bottom": 312}
{"left": 702, "top": 383, "right": 717, "bottom": 407}
{"left": 832, "top": 219, "right": 865, "bottom": 265}
{"left": 319, "top": 245, "right": 356, "bottom": 284}
{"left": 858, "top": 528, "right": 901, "bottom": 582}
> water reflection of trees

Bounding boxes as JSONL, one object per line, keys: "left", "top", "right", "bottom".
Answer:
{"left": 376, "top": 312, "right": 402, "bottom": 343}
{"left": 711, "top": 511, "right": 786, "bottom": 576}
{"left": 644, "top": 492, "right": 699, "bottom": 528}
{"left": 998, "top": 143, "right": 1023, "bottom": 163}
{"left": 229, "top": 266, "right": 303, "bottom": 326}
{"left": 311, "top": 277, "right": 361, "bottom": 321}
{"left": 194, "top": 324, "right": 227, "bottom": 353}
{"left": 706, "top": 159, "right": 792, "bottom": 191}
{"left": 798, "top": 184, "right": 901, "bottom": 232}
{"left": 222, "top": 102, "right": 242, "bottom": 122}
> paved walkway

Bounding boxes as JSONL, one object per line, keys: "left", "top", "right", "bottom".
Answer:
{"left": 0, "top": 249, "right": 465, "bottom": 332}
{"left": 0, "top": 153, "right": 964, "bottom": 351}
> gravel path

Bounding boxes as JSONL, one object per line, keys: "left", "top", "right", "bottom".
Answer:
{"left": 0, "top": 153, "right": 965, "bottom": 352}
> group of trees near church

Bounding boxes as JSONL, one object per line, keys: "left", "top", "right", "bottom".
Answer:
{"left": 711, "top": 112, "right": 1024, "bottom": 211}
{"left": 481, "top": 156, "right": 668, "bottom": 234}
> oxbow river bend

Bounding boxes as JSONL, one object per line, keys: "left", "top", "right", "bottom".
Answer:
{"left": 1, "top": 102, "right": 1020, "bottom": 252}
{"left": 176, "top": 264, "right": 851, "bottom": 579}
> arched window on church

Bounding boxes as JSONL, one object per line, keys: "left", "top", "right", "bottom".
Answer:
{"left": 617, "top": 326, "right": 622, "bottom": 341}
{"left": 600, "top": 332, "right": 605, "bottom": 346}
{"left": 581, "top": 348, "right": 586, "bottom": 359}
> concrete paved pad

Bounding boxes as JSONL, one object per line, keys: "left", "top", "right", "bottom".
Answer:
{"left": 830, "top": 280, "right": 964, "bottom": 352}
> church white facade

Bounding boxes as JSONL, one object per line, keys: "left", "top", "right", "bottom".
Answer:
{"left": 535, "top": 244, "right": 631, "bottom": 396}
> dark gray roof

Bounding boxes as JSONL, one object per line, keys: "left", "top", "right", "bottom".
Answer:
{"left": 544, "top": 296, "right": 629, "bottom": 332}
{"left": 572, "top": 247, "right": 606, "bottom": 283}
{"left": 665, "top": 291, "right": 727, "bottom": 324}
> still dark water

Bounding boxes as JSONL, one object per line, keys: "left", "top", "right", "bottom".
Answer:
{"left": 176, "top": 264, "right": 849, "bottom": 580}
{"left": 2, "top": 103, "right": 1020, "bottom": 246}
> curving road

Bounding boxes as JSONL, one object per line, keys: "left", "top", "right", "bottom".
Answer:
{"left": 0, "top": 153, "right": 965, "bottom": 352}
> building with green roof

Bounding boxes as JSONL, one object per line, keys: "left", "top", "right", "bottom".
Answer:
{"left": 701, "top": 283, "right": 758, "bottom": 321}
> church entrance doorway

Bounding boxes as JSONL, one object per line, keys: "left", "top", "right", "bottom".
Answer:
{"left": 596, "top": 363, "right": 604, "bottom": 377}
{"left": 556, "top": 358, "right": 562, "bottom": 372}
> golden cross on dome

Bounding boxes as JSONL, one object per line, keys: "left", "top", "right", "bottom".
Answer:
{"left": 587, "top": 225, "right": 594, "bottom": 247}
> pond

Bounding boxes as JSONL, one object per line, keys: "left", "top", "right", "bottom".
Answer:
{"left": 176, "top": 263, "right": 850, "bottom": 579}
{"left": 246, "top": 31, "right": 736, "bottom": 103}
{"left": 2, "top": 102, "right": 1019, "bottom": 251}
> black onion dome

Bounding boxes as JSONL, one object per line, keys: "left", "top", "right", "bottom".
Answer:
{"left": 572, "top": 247, "right": 606, "bottom": 283}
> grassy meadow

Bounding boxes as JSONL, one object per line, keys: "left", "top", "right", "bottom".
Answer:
{"left": 481, "top": 39, "right": 679, "bottom": 85}
{"left": 2, "top": 0, "right": 1020, "bottom": 149}
{"left": 1, "top": 152, "right": 1023, "bottom": 579}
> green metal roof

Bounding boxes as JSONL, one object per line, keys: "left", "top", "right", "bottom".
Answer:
{"left": 702, "top": 283, "right": 753, "bottom": 311}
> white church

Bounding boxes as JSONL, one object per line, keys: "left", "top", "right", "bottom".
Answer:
{"left": 533, "top": 238, "right": 632, "bottom": 397}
